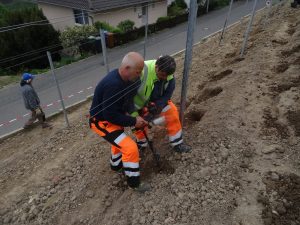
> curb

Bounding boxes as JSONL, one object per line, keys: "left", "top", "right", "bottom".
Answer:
{"left": 0, "top": 96, "right": 92, "bottom": 141}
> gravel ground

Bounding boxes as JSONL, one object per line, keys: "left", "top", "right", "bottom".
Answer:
{"left": 0, "top": 3, "right": 299, "bottom": 225}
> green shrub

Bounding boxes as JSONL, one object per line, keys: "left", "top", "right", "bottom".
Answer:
{"left": 174, "top": 0, "right": 188, "bottom": 9}
{"left": 156, "top": 16, "right": 170, "bottom": 23}
{"left": 168, "top": 3, "right": 186, "bottom": 16}
{"left": 117, "top": 20, "right": 135, "bottom": 33}
{"left": 209, "top": 0, "right": 230, "bottom": 10}
{"left": 94, "top": 21, "right": 121, "bottom": 33}
{"left": 59, "top": 25, "right": 97, "bottom": 56}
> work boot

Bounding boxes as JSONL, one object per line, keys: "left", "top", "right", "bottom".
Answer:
{"left": 131, "top": 182, "right": 151, "bottom": 193}
{"left": 173, "top": 143, "right": 192, "bottom": 153}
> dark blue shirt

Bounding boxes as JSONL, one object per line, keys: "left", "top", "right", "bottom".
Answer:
{"left": 90, "top": 69, "right": 140, "bottom": 127}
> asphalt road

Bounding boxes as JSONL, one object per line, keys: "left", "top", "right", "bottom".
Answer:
{"left": 0, "top": 0, "right": 266, "bottom": 137}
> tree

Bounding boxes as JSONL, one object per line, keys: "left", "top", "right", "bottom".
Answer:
{"left": 0, "top": 6, "right": 61, "bottom": 73}
{"left": 0, "top": 4, "right": 8, "bottom": 23}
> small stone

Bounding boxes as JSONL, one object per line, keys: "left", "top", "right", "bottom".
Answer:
{"left": 204, "top": 158, "right": 210, "bottom": 165}
{"left": 164, "top": 217, "right": 175, "bottom": 223}
{"left": 212, "top": 170, "right": 218, "bottom": 175}
{"left": 240, "top": 161, "right": 249, "bottom": 168}
{"left": 21, "top": 213, "right": 28, "bottom": 222}
{"left": 175, "top": 154, "right": 181, "bottom": 160}
{"left": 257, "top": 193, "right": 268, "bottom": 205}
{"left": 105, "top": 201, "right": 112, "bottom": 207}
{"left": 243, "top": 149, "right": 253, "bottom": 158}
{"left": 275, "top": 202, "right": 286, "bottom": 215}
{"left": 262, "top": 145, "right": 280, "bottom": 154}
{"left": 139, "top": 216, "right": 146, "bottom": 224}
{"left": 220, "top": 148, "right": 229, "bottom": 160}
{"left": 86, "top": 190, "right": 94, "bottom": 198}
{"left": 66, "top": 172, "right": 73, "bottom": 177}
{"left": 28, "top": 213, "right": 36, "bottom": 221}
{"left": 112, "top": 180, "right": 119, "bottom": 186}
{"left": 205, "top": 192, "right": 211, "bottom": 199}
{"left": 270, "top": 172, "right": 279, "bottom": 181}
{"left": 277, "top": 148, "right": 285, "bottom": 153}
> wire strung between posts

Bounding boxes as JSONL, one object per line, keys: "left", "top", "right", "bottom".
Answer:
{"left": 0, "top": 43, "right": 62, "bottom": 64}
{"left": 3, "top": 34, "right": 100, "bottom": 70}
{"left": 0, "top": 0, "right": 165, "bottom": 33}
{"left": 0, "top": 0, "right": 185, "bottom": 65}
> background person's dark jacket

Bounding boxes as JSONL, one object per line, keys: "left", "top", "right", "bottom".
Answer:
{"left": 150, "top": 78, "right": 176, "bottom": 111}
{"left": 20, "top": 80, "right": 40, "bottom": 111}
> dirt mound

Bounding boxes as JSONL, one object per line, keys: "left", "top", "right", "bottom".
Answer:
{"left": 260, "top": 172, "right": 300, "bottom": 225}
{"left": 0, "top": 2, "right": 300, "bottom": 225}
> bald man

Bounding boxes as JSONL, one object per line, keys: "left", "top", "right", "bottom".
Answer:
{"left": 89, "top": 52, "right": 150, "bottom": 192}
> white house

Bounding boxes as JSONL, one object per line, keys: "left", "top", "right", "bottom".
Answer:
{"left": 37, "top": 0, "right": 168, "bottom": 31}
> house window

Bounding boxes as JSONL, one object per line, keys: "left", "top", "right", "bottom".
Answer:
{"left": 134, "top": 6, "right": 137, "bottom": 12}
{"left": 73, "top": 9, "right": 89, "bottom": 25}
{"left": 152, "top": 3, "right": 155, "bottom": 8}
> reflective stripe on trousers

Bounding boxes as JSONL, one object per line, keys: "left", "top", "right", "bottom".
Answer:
{"left": 90, "top": 119, "right": 140, "bottom": 188}
{"left": 134, "top": 100, "right": 183, "bottom": 147}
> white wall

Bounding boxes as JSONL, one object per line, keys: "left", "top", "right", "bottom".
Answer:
{"left": 93, "top": 1, "right": 168, "bottom": 28}
{"left": 39, "top": 1, "right": 168, "bottom": 31}
{"left": 38, "top": 3, "right": 75, "bottom": 31}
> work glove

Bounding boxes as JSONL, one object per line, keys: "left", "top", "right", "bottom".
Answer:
{"left": 147, "top": 102, "right": 158, "bottom": 116}
{"left": 139, "top": 102, "right": 160, "bottom": 123}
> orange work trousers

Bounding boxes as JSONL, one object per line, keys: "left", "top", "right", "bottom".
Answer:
{"left": 90, "top": 118, "right": 140, "bottom": 188}
{"left": 135, "top": 100, "right": 183, "bottom": 148}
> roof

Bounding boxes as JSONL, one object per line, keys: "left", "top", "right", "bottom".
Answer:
{"left": 37, "top": 0, "right": 156, "bottom": 11}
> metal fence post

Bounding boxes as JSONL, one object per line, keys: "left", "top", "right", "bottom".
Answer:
{"left": 219, "top": 0, "right": 234, "bottom": 45}
{"left": 143, "top": 4, "right": 149, "bottom": 59}
{"left": 240, "top": 0, "right": 258, "bottom": 57}
{"left": 263, "top": 0, "right": 273, "bottom": 27}
{"left": 100, "top": 28, "right": 109, "bottom": 73}
{"left": 179, "top": 0, "right": 198, "bottom": 125}
{"left": 46, "top": 51, "right": 70, "bottom": 128}
{"left": 206, "top": 0, "right": 210, "bottom": 13}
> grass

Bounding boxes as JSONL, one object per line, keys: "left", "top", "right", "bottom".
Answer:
{"left": 0, "top": 75, "right": 20, "bottom": 88}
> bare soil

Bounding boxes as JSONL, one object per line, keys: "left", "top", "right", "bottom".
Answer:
{"left": 0, "top": 3, "right": 300, "bottom": 225}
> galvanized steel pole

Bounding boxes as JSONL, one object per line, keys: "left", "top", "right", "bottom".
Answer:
{"left": 46, "top": 51, "right": 70, "bottom": 127}
{"left": 240, "top": 0, "right": 258, "bottom": 57}
{"left": 180, "top": 0, "right": 198, "bottom": 125}
{"left": 219, "top": 0, "right": 234, "bottom": 45}
{"left": 143, "top": 4, "right": 149, "bottom": 59}
{"left": 206, "top": 0, "right": 210, "bottom": 13}
{"left": 100, "top": 28, "right": 109, "bottom": 73}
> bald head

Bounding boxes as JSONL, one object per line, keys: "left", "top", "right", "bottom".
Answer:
{"left": 119, "top": 52, "right": 144, "bottom": 81}
{"left": 121, "top": 52, "right": 144, "bottom": 68}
